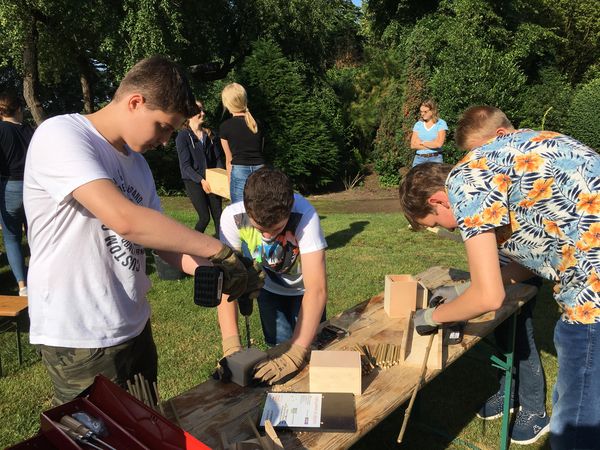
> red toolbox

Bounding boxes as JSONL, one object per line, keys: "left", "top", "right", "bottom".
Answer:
{"left": 8, "top": 375, "right": 210, "bottom": 449}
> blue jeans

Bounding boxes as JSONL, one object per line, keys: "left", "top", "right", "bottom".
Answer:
{"left": 230, "top": 164, "right": 264, "bottom": 204}
{"left": 412, "top": 153, "right": 443, "bottom": 167}
{"left": 550, "top": 320, "right": 600, "bottom": 449}
{"left": 0, "top": 179, "right": 27, "bottom": 283}
{"left": 257, "top": 289, "right": 326, "bottom": 346}
{"left": 494, "top": 292, "right": 546, "bottom": 414}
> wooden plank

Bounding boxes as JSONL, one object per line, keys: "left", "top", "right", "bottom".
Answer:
{"left": 205, "top": 168, "right": 230, "bottom": 199}
{"left": 167, "top": 267, "right": 537, "bottom": 449}
{"left": 0, "top": 295, "right": 28, "bottom": 317}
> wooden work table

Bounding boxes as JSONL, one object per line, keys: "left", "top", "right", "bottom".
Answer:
{"left": 166, "top": 266, "right": 537, "bottom": 449}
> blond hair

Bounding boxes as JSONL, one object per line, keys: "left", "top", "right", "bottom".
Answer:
{"left": 420, "top": 99, "right": 439, "bottom": 122}
{"left": 221, "top": 83, "right": 258, "bottom": 134}
{"left": 455, "top": 105, "right": 513, "bottom": 150}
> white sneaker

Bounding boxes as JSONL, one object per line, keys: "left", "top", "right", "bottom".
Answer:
{"left": 19, "top": 287, "right": 28, "bottom": 296}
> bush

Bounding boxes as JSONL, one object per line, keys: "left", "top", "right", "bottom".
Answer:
{"left": 517, "top": 67, "right": 573, "bottom": 131}
{"left": 239, "top": 39, "right": 343, "bottom": 192}
{"left": 567, "top": 77, "right": 600, "bottom": 149}
{"left": 145, "top": 141, "right": 185, "bottom": 195}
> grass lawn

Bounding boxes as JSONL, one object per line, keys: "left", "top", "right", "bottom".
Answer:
{"left": 0, "top": 195, "right": 557, "bottom": 449}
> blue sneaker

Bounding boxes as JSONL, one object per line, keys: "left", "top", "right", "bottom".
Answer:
{"left": 510, "top": 410, "right": 550, "bottom": 445}
{"left": 476, "top": 391, "right": 515, "bottom": 420}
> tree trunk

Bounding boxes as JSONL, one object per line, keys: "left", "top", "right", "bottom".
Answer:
{"left": 78, "top": 55, "right": 94, "bottom": 114}
{"left": 22, "top": 16, "right": 45, "bottom": 125}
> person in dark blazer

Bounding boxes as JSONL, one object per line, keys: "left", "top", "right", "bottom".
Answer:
{"left": 175, "top": 100, "right": 225, "bottom": 235}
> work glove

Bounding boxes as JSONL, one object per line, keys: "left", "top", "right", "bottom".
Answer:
{"left": 209, "top": 245, "right": 248, "bottom": 301}
{"left": 222, "top": 334, "right": 243, "bottom": 357}
{"left": 213, "top": 335, "right": 243, "bottom": 382}
{"left": 265, "top": 342, "right": 292, "bottom": 359}
{"left": 235, "top": 252, "right": 265, "bottom": 299}
{"left": 414, "top": 295, "right": 444, "bottom": 336}
{"left": 253, "top": 344, "right": 308, "bottom": 385}
{"left": 431, "top": 281, "right": 470, "bottom": 304}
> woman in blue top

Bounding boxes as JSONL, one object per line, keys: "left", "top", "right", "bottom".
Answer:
{"left": 410, "top": 99, "right": 448, "bottom": 167}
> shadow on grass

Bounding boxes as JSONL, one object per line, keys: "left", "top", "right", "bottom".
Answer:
{"left": 352, "top": 345, "right": 552, "bottom": 449}
{"left": 325, "top": 221, "right": 369, "bottom": 250}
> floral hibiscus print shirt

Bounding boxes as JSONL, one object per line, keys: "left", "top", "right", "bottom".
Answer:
{"left": 447, "top": 130, "right": 600, "bottom": 324}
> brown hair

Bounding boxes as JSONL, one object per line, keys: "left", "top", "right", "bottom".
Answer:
{"left": 114, "top": 55, "right": 199, "bottom": 118}
{"left": 244, "top": 167, "right": 294, "bottom": 228}
{"left": 222, "top": 83, "right": 258, "bottom": 134}
{"left": 398, "top": 163, "right": 454, "bottom": 230}
{"left": 455, "top": 105, "right": 513, "bottom": 150}
{"left": 420, "top": 99, "right": 439, "bottom": 122}
{"left": 0, "top": 90, "right": 23, "bottom": 119}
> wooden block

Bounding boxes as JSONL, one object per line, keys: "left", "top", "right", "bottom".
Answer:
{"left": 384, "top": 274, "right": 428, "bottom": 318}
{"left": 401, "top": 316, "right": 443, "bottom": 370}
{"left": 205, "top": 168, "right": 230, "bottom": 199}
{"left": 225, "top": 348, "right": 267, "bottom": 386}
{"left": 309, "top": 350, "right": 361, "bottom": 396}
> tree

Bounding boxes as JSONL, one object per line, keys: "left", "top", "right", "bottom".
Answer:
{"left": 239, "top": 39, "right": 343, "bottom": 192}
{"left": 567, "top": 77, "right": 600, "bottom": 149}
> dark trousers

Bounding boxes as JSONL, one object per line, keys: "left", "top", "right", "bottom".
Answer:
{"left": 257, "top": 289, "right": 326, "bottom": 346}
{"left": 184, "top": 180, "right": 223, "bottom": 235}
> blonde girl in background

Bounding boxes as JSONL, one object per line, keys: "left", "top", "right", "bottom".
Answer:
{"left": 219, "top": 83, "right": 264, "bottom": 204}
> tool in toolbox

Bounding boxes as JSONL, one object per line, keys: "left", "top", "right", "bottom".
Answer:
{"left": 59, "top": 415, "right": 117, "bottom": 450}
{"left": 71, "top": 412, "right": 108, "bottom": 437}
{"left": 55, "top": 422, "right": 104, "bottom": 450}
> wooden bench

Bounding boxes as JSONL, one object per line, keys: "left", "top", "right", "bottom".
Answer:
{"left": 0, "top": 295, "right": 28, "bottom": 375}
{"left": 166, "top": 266, "right": 537, "bottom": 449}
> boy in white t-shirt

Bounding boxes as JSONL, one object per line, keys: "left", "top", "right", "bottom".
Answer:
{"left": 217, "top": 167, "right": 328, "bottom": 385}
{"left": 24, "top": 56, "right": 254, "bottom": 405}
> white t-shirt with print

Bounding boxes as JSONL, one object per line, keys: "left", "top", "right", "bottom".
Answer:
{"left": 220, "top": 194, "right": 327, "bottom": 296}
{"left": 24, "top": 114, "right": 161, "bottom": 348}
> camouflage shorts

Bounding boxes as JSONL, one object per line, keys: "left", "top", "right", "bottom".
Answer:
{"left": 38, "top": 321, "right": 157, "bottom": 406}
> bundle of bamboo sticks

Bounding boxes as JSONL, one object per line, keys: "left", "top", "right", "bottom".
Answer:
{"left": 126, "top": 373, "right": 166, "bottom": 416}
{"left": 354, "top": 343, "right": 402, "bottom": 373}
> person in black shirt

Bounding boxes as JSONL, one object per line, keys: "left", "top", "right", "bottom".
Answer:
{"left": 0, "top": 91, "right": 34, "bottom": 295}
{"left": 175, "top": 100, "right": 225, "bottom": 234}
{"left": 219, "top": 83, "right": 264, "bottom": 204}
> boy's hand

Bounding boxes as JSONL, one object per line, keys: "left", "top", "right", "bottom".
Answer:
{"left": 235, "top": 252, "right": 265, "bottom": 299}
{"left": 222, "top": 335, "right": 243, "bottom": 357}
{"left": 431, "top": 281, "right": 470, "bottom": 303}
{"left": 209, "top": 245, "right": 248, "bottom": 300}
{"left": 414, "top": 307, "right": 440, "bottom": 336}
{"left": 253, "top": 344, "right": 307, "bottom": 385}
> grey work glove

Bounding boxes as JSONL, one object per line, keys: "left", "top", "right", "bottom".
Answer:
{"left": 235, "top": 252, "right": 265, "bottom": 299}
{"left": 414, "top": 307, "right": 441, "bottom": 336}
{"left": 209, "top": 245, "right": 248, "bottom": 301}
{"left": 253, "top": 344, "right": 308, "bottom": 385}
{"left": 431, "top": 281, "right": 470, "bottom": 304}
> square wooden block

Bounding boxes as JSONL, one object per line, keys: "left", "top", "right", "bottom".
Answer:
{"left": 401, "top": 317, "right": 443, "bottom": 370}
{"left": 309, "top": 350, "right": 361, "bottom": 396}
{"left": 205, "top": 168, "right": 230, "bottom": 199}
{"left": 384, "top": 274, "right": 428, "bottom": 318}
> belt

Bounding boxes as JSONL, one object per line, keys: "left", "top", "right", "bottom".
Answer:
{"left": 416, "top": 152, "right": 440, "bottom": 158}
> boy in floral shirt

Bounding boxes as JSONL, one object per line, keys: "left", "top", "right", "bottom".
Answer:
{"left": 399, "top": 106, "right": 599, "bottom": 449}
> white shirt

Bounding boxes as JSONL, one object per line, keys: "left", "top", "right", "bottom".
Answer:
{"left": 24, "top": 114, "right": 161, "bottom": 347}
